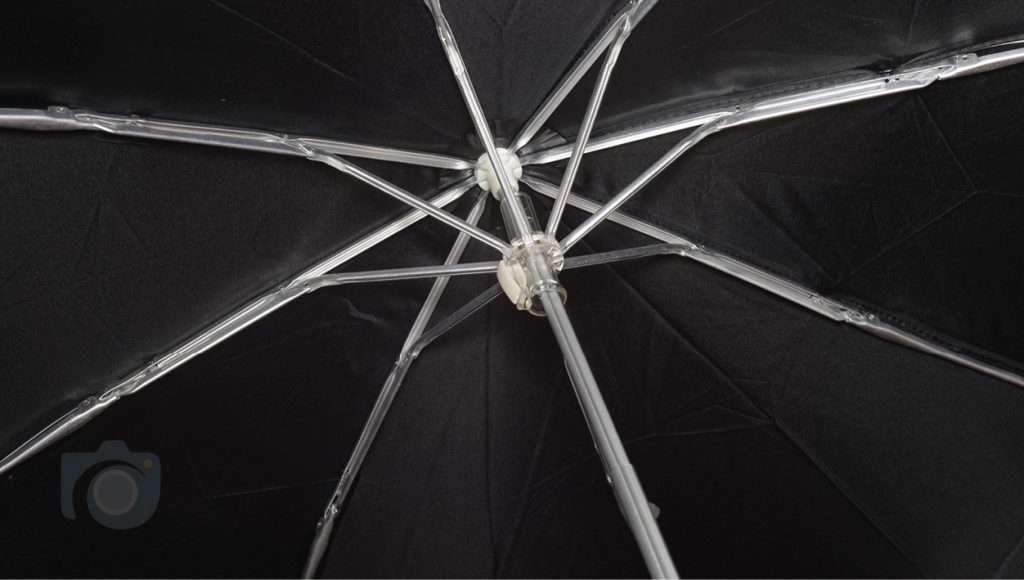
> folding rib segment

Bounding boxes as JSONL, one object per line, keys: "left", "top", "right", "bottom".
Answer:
{"left": 545, "top": 11, "right": 631, "bottom": 238}
{"left": 559, "top": 116, "right": 729, "bottom": 252}
{"left": 302, "top": 193, "right": 491, "bottom": 579}
{"left": 510, "top": 0, "right": 660, "bottom": 153}
{"left": 301, "top": 260, "right": 499, "bottom": 289}
{"left": 518, "top": 40, "right": 1024, "bottom": 165}
{"left": 0, "top": 107, "right": 475, "bottom": 170}
{"left": 523, "top": 174, "right": 1024, "bottom": 389}
{"left": 0, "top": 177, "right": 477, "bottom": 477}
{"left": 423, "top": 0, "right": 535, "bottom": 243}
{"left": 314, "top": 155, "right": 511, "bottom": 255}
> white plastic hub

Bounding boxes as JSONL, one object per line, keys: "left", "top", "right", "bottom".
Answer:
{"left": 475, "top": 148, "right": 522, "bottom": 200}
{"left": 495, "top": 236, "right": 565, "bottom": 316}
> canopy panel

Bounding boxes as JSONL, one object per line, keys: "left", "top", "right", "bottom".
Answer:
{"left": 563, "top": 63, "right": 1024, "bottom": 375}
{"left": 546, "top": 0, "right": 1024, "bottom": 142}
{"left": 5, "top": 1, "right": 1022, "bottom": 155}
{"left": 0, "top": 0, "right": 619, "bottom": 157}
{"left": 3, "top": 216, "right": 1023, "bottom": 578}
{"left": 0, "top": 129, "right": 456, "bottom": 456}
{"left": 1, "top": 1, "right": 1023, "bottom": 577}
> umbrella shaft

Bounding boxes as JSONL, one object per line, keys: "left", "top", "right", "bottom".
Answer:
{"left": 539, "top": 286, "right": 679, "bottom": 579}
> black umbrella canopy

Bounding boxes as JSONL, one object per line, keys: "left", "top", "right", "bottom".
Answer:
{"left": 2, "top": 0, "right": 1024, "bottom": 578}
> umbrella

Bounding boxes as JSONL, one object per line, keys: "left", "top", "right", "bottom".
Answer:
{"left": 2, "top": 0, "right": 1024, "bottom": 577}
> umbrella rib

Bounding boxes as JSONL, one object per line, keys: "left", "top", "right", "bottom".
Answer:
{"left": 424, "top": 4, "right": 679, "bottom": 574}
{"left": 0, "top": 107, "right": 476, "bottom": 171}
{"left": 545, "top": 10, "right": 632, "bottom": 238}
{"left": 559, "top": 116, "right": 729, "bottom": 252}
{"left": 524, "top": 173, "right": 1024, "bottom": 389}
{"left": 518, "top": 40, "right": 1024, "bottom": 166}
{"left": 0, "top": 177, "right": 478, "bottom": 478}
{"left": 424, "top": 0, "right": 535, "bottom": 243}
{"left": 313, "top": 154, "right": 511, "bottom": 255}
{"left": 294, "top": 202, "right": 722, "bottom": 580}
{"left": 299, "top": 259, "right": 499, "bottom": 289}
{"left": 299, "top": 285, "right": 505, "bottom": 578}
{"left": 510, "top": 0, "right": 660, "bottom": 153}
{"left": 302, "top": 194, "right": 495, "bottom": 578}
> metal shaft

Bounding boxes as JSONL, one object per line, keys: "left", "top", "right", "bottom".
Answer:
{"left": 538, "top": 282, "right": 678, "bottom": 579}
{"left": 499, "top": 164, "right": 678, "bottom": 578}
{"left": 302, "top": 194, "right": 489, "bottom": 578}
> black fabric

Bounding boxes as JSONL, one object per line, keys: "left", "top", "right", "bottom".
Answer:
{"left": 315, "top": 214, "right": 1024, "bottom": 579}
{"left": 8, "top": 210, "right": 1023, "bottom": 577}
{"left": 0, "top": 129, "right": 451, "bottom": 459}
{"left": 561, "top": 62, "right": 1024, "bottom": 376}
{"left": 0, "top": 215, "right": 462, "bottom": 577}
{"left": 8, "top": 1, "right": 1019, "bottom": 155}
{"left": 0, "top": 0, "right": 619, "bottom": 157}
{"left": 547, "top": 0, "right": 1024, "bottom": 140}
{"left": 1, "top": 1, "right": 1023, "bottom": 578}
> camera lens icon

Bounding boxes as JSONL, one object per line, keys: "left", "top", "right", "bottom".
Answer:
{"left": 61, "top": 441, "right": 160, "bottom": 529}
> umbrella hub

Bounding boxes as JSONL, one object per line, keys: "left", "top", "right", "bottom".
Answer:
{"left": 497, "top": 236, "right": 565, "bottom": 316}
{"left": 474, "top": 148, "right": 522, "bottom": 199}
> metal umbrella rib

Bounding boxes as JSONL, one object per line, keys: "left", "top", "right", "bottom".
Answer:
{"left": 425, "top": 1, "right": 679, "bottom": 576}
{"left": 0, "top": 176, "right": 478, "bottom": 477}
{"left": 523, "top": 173, "right": 1024, "bottom": 389}
{"left": 0, "top": 107, "right": 476, "bottom": 171}
{"left": 314, "top": 154, "right": 511, "bottom": 255}
{"left": 559, "top": 116, "right": 729, "bottom": 253}
{"left": 510, "top": 0, "right": 660, "bottom": 153}
{"left": 424, "top": 0, "right": 535, "bottom": 244}
{"left": 302, "top": 192, "right": 491, "bottom": 579}
{"left": 1, "top": 5, "right": 1023, "bottom": 578}
{"left": 517, "top": 41, "right": 1024, "bottom": 166}
{"left": 545, "top": 9, "right": 632, "bottom": 239}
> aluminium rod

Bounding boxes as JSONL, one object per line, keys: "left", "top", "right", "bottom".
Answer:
{"left": 301, "top": 260, "right": 498, "bottom": 290}
{"left": 424, "top": 0, "right": 536, "bottom": 244}
{"left": 510, "top": 0, "right": 660, "bottom": 152}
{"left": 0, "top": 107, "right": 475, "bottom": 171}
{"left": 314, "top": 154, "right": 511, "bottom": 255}
{"left": 545, "top": 14, "right": 631, "bottom": 238}
{"left": 560, "top": 116, "right": 729, "bottom": 252}
{"left": 302, "top": 193, "right": 489, "bottom": 579}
